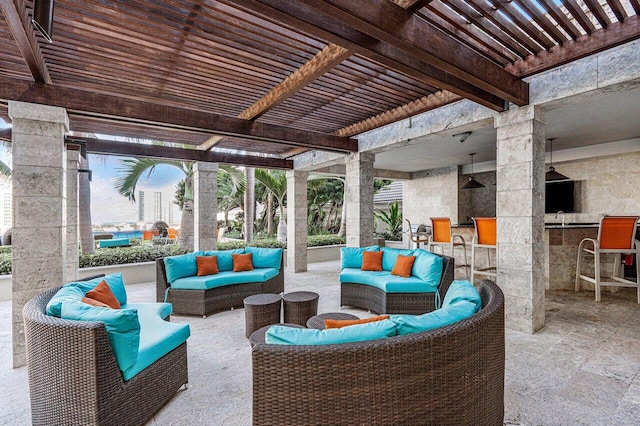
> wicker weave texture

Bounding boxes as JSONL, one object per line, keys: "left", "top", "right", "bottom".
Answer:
{"left": 341, "top": 253, "right": 454, "bottom": 314}
{"left": 282, "top": 291, "right": 319, "bottom": 326}
{"left": 156, "top": 257, "right": 285, "bottom": 317}
{"left": 24, "top": 287, "right": 188, "bottom": 426}
{"left": 244, "top": 293, "right": 282, "bottom": 337}
{"left": 252, "top": 279, "right": 504, "bottom": 426}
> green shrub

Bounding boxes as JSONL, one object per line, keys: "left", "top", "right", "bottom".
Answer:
{"left": 307, "top": 235, "right": 345, "bottom": 247}
{"left": 0, "top": 253, "right": 11, "bottom": 275}
{"left": 79, "top": 245, "right": 189, "bottom": 268}
{"left": 0, "top": 246, "right": 12, "bottom": 255}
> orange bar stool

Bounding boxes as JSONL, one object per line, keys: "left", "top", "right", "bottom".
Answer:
{"left": 429, "top": 217, "right": 469, "bottom": 278}
{"left": 471, "top": 217, "right": 497, "bottom": 283}
{"left": 576, "top": 216, "right": 640, "bottom": 303}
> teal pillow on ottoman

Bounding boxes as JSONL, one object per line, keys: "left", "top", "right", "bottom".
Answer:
{"left": 265, "top": 319, "right": 397, "bottom": 345}
{"left": 340, "top": 245, "right": 380, "bottom": 269}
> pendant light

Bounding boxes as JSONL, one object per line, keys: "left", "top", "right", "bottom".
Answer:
{"left": 32, "top": 0, "right": 55, "bottom": 43}
{"left": 545, "top": 138, "right": 569, "bottom": 181}
{"left": 461, "top": 153, "right": 485, "bottom": 189}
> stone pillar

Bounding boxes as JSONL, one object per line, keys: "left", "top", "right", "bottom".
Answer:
{"left": 193, "top": 162, "right": 218, "bottom": 251}
{"left": 494, "top": 105, "right": 547, "bottom": 334}
{"left": 345, "top": 152, "right": 375, "bottom": 247}
{"left": 9, "top": 101, "right": 69, "bottom": 368}
{"left": 66, "top": 150, "right": 80, "bottom": 281}
{"left": 286, "top": 170, "right": 308, "bottom": 272}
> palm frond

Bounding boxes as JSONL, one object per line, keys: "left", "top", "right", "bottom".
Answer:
{"left": 255, "top": 169, "right": 286, "bottom": 198}
{"left": 0, "top": 160, "right": 11, "bottom": 178}
{"left": 114, "top": 158, "right": 185, "bottom": 202}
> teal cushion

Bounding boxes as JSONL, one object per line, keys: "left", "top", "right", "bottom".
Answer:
{"left": 164, "top": 252, "right": 202, "bottom": 283}
{"left": 265, "top": 319, "right": 397, "bottom": 345}
{"left": 98, "top": 238, "right": 130, "bottom": 248}
{"left": 412, "top": 249, "right": 444, "bottom": 286}
{"left": 68, "top": 273, "right": 128, "bottom": 306}
{"left": 442, "top": 280, "right": 482, "bottom": 312}
{"left": 203, "top": 249, "right": 245, "bottom": 272}
{"left": 340, "top": 245, "right": 380, "bottom": 269}
{"left": 45, "top": 285, "right": 85, "bottom": 317}
{"left": 61, "top": 301, "right": 140, "bottom": 372}
{"left": 339, "top": 269, "right": 437, "bottom": 293}
{"left": 121, "top": 306, "right": 190, "bottom": 381}
{"left": 123, "top": 302, "right": 172, "bottom": 320}
{"left": 244, "top": 247, "right": 283, "bottom": 269}
{"left": 380, "top": 247, "right": 415, "bottom": 271}
{"left": 172, "top": 268, "right": 280, "bottom": 290}
{"left": 390, "top": 300, "right": 478, "bottom": 335}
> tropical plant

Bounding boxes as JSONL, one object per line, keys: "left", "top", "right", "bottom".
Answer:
{"left": 244, "top": 167, "right": 255, "bottom": 243}
{"left": 255, "top": 169, "right": 288, "bottom": 241}
{"left": 374, "top": 201, "right": 403, "bottom": 236}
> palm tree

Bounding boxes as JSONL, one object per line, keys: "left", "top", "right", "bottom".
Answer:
{"left": 255, "top": 169, "right": 287, "bottom": 241}
{"left": 244, "top": 167, "right": 255, "bottom": 243}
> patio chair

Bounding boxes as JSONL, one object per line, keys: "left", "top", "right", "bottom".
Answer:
{"left": 471, "top": 217, "right": 497, "bottom": 283}
{"left": 143, "top": 230, "right": 154, "bottom": 244}
{"left": 429, "top": 217, "right": 469, "bottom": 278}
{"left": 167, "top": 228, "right": 179, "bottom": 244}
{"left": 405, "top": 219, "right": 429, "bottom": 249}
{"left": 576, "top": 216, "right": 640, "bottom": 303}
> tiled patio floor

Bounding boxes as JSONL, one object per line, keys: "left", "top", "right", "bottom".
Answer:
{"left": 1, "top": 260, "right": 640, "bottom": 424}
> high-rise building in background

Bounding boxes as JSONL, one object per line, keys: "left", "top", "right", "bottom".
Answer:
{"left": 138, "top": 190, "right": 179, "bottom": 224}
{"left": 0, "top": 180, "right": 11, "bottom": 233}
{"left": 138, "top": 191, "right": 145, "bottom": 221}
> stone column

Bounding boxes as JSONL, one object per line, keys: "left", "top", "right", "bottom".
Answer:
{"left": 345, "top": 152, "right": 375, "bottom": 247}
{"left": 9, "top": 101, "right": 69, "bottom": 368}
{"left": 494, "top": 105, "right": 547, "bottom": 334}
{"left": 286, "top": 170, "right": 308, "bottom": 272}
{"left": 66, "top": 150, "right": 79, "bottom": 281}
{"left": 193, "top": 162, "right": 218, "bottom": 251}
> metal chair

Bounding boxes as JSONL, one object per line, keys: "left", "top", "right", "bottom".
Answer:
{"left": 471, "top": 217, "right": 497, "bottom": 283}
{"left": 405, "top": 219, "right": 429, "bottom": 249}
{"left": 429, "top": 217, "right": 469, "bottom": 278}
{"left": 576, "top": 216, "right": 640, "bottom": 303}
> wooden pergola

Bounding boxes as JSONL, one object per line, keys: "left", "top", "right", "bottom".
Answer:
{"left": 0, "top": 0, "right": 639, "bottom": 167}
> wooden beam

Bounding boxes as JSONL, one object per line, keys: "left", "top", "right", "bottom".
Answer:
{"left": 0, "top": 76, "right": 358, "bottom": 153}
{"left": 229, "top": 0, "right": 524, "bottom": 111}
{"left": 197, "top": 43, "right": 352, "bottom": 151}
{"left": 0, "top": 0, "right": 51, "bottom": 83}
{"left": 506, "top": 15, "right": 640, "bottom": 77}
{"left": 67, "top": 136, "right": 294, "bottom": 169}
{"left": 335, "top": 91, "right": 461, "bottom": 137}
{"left": 0, "top": 128, "right": 11, "bottom": 142}
{"left": 389, "top": 0, "right": 434, "bottom": 13}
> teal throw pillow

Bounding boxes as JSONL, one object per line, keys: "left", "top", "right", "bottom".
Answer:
{"left": 391, "top": 300, "right": 477, "bottom": 335}
{"left": 442, "top": 280, "right": 482, "bottom": 312}
{"left": 244, "top": 247, "right": 283, "bottom": 269}
{"left": 340, "top": 245, "right": 380, "bottom": 269}
{"left": 45, "top": 285, "right": 85, "bottom": 317}
{"left": 265, "top": 319, "right": 397, "bottom": 345}
{"left": 164, "top": 252, "right": 202, "bottom": 283}
{"left": 381, "top": 247, "right": 415, "bottom": 271}
{"left": 411, "top": 249, "right": 444, "bottom": 286}
{"left": 65, "top": 273, "right": 128, "bottom": 306}
{"left": 203, "top": 249, "right": 245, "bottom": 272}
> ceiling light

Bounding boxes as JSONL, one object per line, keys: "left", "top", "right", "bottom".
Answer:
{"left": 32, "top": 0, "right": 55, "bottom": 43}
{"left": 545, "top": 138, "right": 569, "bottom": 181}
{"left": 461, "top": 153, "right": 485, "bottom": 189}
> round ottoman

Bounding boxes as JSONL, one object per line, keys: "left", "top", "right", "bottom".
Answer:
{"left": 243, "top": 293, "right": 282, "bottom": 338}
{"left": 282, "top": 291, "right": 319, "bottom": 326}
{"left": 306, "top": 312, "right": 359, "bottom": 330}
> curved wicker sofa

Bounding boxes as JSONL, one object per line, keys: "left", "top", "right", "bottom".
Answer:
{"left": 23, "top": 286, "right": 188, "bottom": 426}
{"left": 156, "top": 257, "right": 284, "bottom": 317}
{"left": 341, "top": 253, "right": 455, "bottom": 314}
{"left": 253, "top": 279, "right": 504, "bottom": 426}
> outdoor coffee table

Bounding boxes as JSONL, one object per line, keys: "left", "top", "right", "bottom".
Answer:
{"left": 282, "top": 291, "right": 319, "bottom": 326}
{"left": 306, "top": 312, "right": 359, "bottom": 330}
{"left": 243, "top": 293, "right": 282, "bottom": 338}
{"left": 248, "top": 323, "right": 305, "bottom": 346}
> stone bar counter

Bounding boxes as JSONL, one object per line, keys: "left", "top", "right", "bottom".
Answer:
{"left": 544, "top": 223, "right": 599, "bottom": 291}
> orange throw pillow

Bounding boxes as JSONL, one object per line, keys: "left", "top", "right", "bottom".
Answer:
{"left": 361, "top": 251, "right": 383, "bottom": 271}
{"left": 324, "top": 315, "right": 390, "bottom": 329}
{"left": 85, "top": 280, "right": 121, "bottom": 309}
{"left": 232, "top": 253, "right": 253, "bottom": 272}
{"left": 391, "top": 255, "right": 416, "bottom": 278}
{"left": 81, "top": 297, "right": 111, "bottom": 308}
{"left": 196, "top": 255, "right": 219, "bottom": 276}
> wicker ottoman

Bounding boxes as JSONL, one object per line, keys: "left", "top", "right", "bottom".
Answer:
{"left": 248, "top": 323, "right": 305, "bottom": 346}
{"left": 282, "top": 291, "right": 319, "bottom": 326}
{"left": 243, "top": 293, "right": 282, "bottom": 338}
{"left": 306, "top": 312, "right": 359, "bottom": 329}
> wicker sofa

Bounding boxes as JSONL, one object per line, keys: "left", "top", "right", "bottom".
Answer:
{"left": 23, "top": 285, "right": 188, "bottom": 426}
{"left": 156, "top": 249, "right": 284, "bottom": 317}
{"left": 252, "top": 279, "right": 504, "bottom": 425}
{"left": 341, "top": 248, "right": 455, "bottom": 314}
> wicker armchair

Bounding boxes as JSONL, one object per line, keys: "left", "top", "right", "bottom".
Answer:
{"left": 253, "top": 279, "right": 504, "bottom": 426}
{"left": 23, "top": 286, "right": 188, "bottom": 426}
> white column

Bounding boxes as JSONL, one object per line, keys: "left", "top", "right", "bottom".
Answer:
{"left": 9, "top": 101, "right": 69, "bottom": 367}
{"left": 345, "top": 152, "right": 375, "bottom": 247}
{"left": 66, "top": 150, "right": 79, "bottom": 281}
{"left": 286, "top": 170, "right": 308, "bottom": 272}
{"left": 193, "top": 162, "right": 218, "bottom": 251}
{"left": 495, "top": 105, "right": 547, "bottom": 333}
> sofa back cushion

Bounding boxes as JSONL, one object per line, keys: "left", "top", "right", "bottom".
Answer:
{"left": 442, "top": 280, "right": 482, "bottom": 312}
{"left": 265, "top": 319, "right": 397, "bottom": 345}
{"left": 46, "top": 273, "right": 128, "bottom": 317}
{"left": 340, "top": 245, "right": 380, "bottom": 269}
{"left": 244, "top": 247, "right": 283, "bottom": 269}
{"left": 381, "top": 247, "right": 415, "bottom": 272}
{"left": 203, "top": 249, "right": 245, "bottom": 272}
{"left": 411, "top": 249, "right": 444, "bottom": 286}
{"left": 390, "top": 300, "right": 477, "bottom": 335}
{"left": 164, "top": 252, "right": 202, "bottom": 283}
{"left": 61, "top": 300, "right": 141, "bottom": 372}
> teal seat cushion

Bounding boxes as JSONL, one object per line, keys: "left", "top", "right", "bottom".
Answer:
{"left": 46, "top": 273, "right": 128, "bottom": 316}
{"left": 265, "top": 319, "right": 397, "bottom": 345}
{"left": 98, "top": 238, "right": 130, "bottom": 248}
{"left": 381, "top": 247, "right": 416, "bottom": 272}
{"left": 123, "top": 302, "right": 172, "bottom": 320}
{"left": 244, "top": 247, "right": 283, "bottom": 269}
{"left": 340, "top": 245, "right": 380, "bottom": 269}
{"left": 171, "top": 268, "right": 280, "bottom": 290}
{"left": 164, "top": 252, "right": 203, "bottom": 283}
{"left": 61, "top": 301, "right": 141, "bottom": 372}
{"left": 203, "top": 249, "right": 245, "bottom": 272}
{"left": 442, "top": 280, "right": 482, "bottom": 312}
{"left": 390, "top": 300, "right": 478, "bottom": 335}
{"left": 339, "top": 269, "right": 437, "bottom": 293}
{"left": 412, "top": 249, "right": 444, "bottom": 287}
{"left": 121, "top": 307, "right": 190, "bottom": 381}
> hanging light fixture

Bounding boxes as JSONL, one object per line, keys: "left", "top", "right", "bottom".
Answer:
{"left": 545, "top": 138, "right": 569, "bottom": 181}
{"left": 32, "top": 0, "right": 55, "bottom": 43}
{"left": 461, "top": 153, "right": 485, "bottom": 189}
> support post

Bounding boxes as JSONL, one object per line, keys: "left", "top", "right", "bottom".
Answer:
{"left": 286, "top": 170, "right": 308, "bottom": 272}
{"left": 66, "top": 150, "right": 79, "bottom": 281}
{"left": 345, "top": 152, "right": 375, "bottom": 247}
{"left": 193, "top": 162, "right": 218, "bottom": 251}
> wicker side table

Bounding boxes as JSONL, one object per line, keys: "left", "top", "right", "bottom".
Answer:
{"left": 306, "top": 312, "right": 360, "bottom": 330}
{"left": 248, "top": 323, "right": 305, "bottom": 346}
{"left": 243, "top": 293, "right": 282, "bottom": 338}
{"left": 282, "top": 291, "right": 319, "bottom": 326}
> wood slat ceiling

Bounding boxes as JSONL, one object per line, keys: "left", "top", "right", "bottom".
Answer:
{"left": 0, "top": 10, "right": 32, "bottom": 80}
